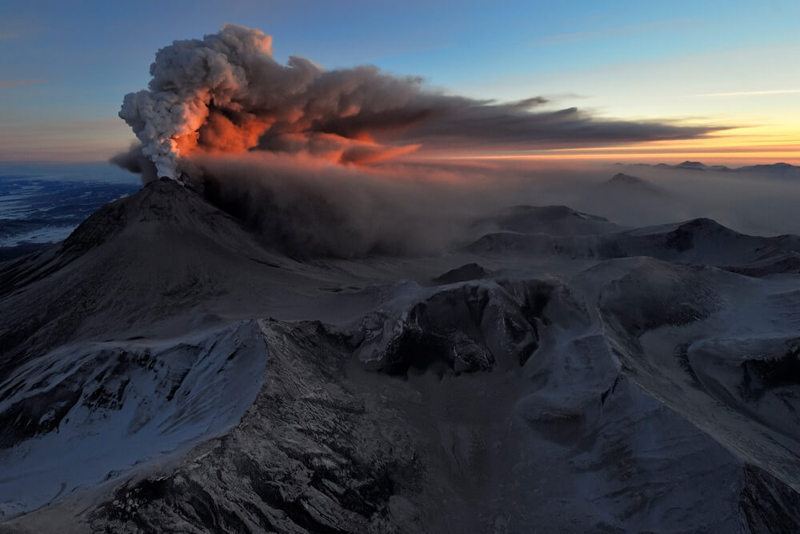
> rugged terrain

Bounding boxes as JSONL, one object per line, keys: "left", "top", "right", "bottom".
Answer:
{"left": 1, "top": 179, "right": 799, "bottom": 533}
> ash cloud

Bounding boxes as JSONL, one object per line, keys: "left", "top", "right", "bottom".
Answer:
{"left": 109, "top": 143, "right": 158, "bottom": 183}
{"left": 184, "top": 153, "right": 519, "bottom": 258}
{"left": 118, "top": 24, "right": 793, "bottom": 259}
{"left": 381, "top": 103, "right": 718, "bottom": 152}
{"left": 116, "top": 24, "right": 722, "bottom": 180}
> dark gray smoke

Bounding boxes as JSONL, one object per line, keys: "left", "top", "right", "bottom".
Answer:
{"left": 109, "top": 143, "right": 158, "bottom": 183}
{"left": 117, "top": 24, "right": 800, "bottom": 259}
{"left": 116, "top": 24, "right": 722, "bottom": 180}
{"left": 185, "top": 153, "right": 511, "bottom": 258}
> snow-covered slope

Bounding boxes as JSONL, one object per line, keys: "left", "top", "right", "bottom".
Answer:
{"left": 470, "top": 215, "right": 800, "bottom": 274}
{"left": 485, "top": 204, "right": 623, "bottom": 236}
{"left": 2, "top": 181, "right": 800, "bottom": 533}
{"left": 0, "top": 179, "right": 352, "bottom": 377}
{"left": 0, "top": 321, "right": 265, "bottom": 519}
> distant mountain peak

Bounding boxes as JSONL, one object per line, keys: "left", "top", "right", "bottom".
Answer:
{"left": 608, "top": 172, "right": 648, "bottom": 184}
{"left": 486, "top": 204, "right": 621, "bottom": 236}
{"left": 604, "top": 172, "right": 664, "bottom": 194}
{"left": 60, "top": 178, "right": 207, "bottom": 255}
{"left": 675, "top": 217, "right": 730, "bottom": 233}
{"left": 630, "top": 161, "right": 800, "bottom": 176}
{"left": 677, "top": 161, "right": 707, "bottom": 170}
{"left": 505, "top": 204, "right": 609, "bottom": 221}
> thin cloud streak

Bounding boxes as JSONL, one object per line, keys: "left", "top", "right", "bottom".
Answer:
{"left": 0, "top": 79, "right": 47, "bottom": 88}
{"left": 0, "top": 29, "right": 23, "bottom": 40}
{"left": 534, "top": 19, "right": 692, "bottom": 46}
{"left": 697, "top": 89, "right": 800, "bottom": 97}
{"left": 116, "top": 24, "right": 726, "bottom": 180}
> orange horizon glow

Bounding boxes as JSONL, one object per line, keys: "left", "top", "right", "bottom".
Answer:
{"left": 2, "top": 119, "right": 798, "bottom": 168}
{"left": 421, "top": 126, "right": 800, "bottom": 166}
{"left": 442, "top": 152, "right": 800, "bottom": 165}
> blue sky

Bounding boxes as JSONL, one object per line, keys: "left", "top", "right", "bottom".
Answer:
{"left": 1, "top": 0, "right": 799, "bottom": 162}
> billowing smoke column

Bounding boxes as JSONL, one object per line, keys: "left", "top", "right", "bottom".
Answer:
{"left": 115, "top": 24, "right": 729, "bottom": 257}
{"left": 118, "top": 24, "right": 720, "bottom": 182}
{"left": 119, "top": 24, "right": 425, "bottom": 180}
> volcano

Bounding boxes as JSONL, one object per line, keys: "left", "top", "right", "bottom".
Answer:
{"left": 1, "top": 179, "right": 800, "bottom": 533}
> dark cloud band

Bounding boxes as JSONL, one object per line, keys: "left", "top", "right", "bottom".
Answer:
{"left": 116, "top": 24, "right": 724, "bottom": 180}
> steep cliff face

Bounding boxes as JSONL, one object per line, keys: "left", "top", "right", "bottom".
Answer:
{"left": 2, "top": 183, "right": 800, "bottom": 533}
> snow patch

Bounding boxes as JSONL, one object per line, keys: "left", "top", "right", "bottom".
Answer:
{"left": 0, "top": 320, "right": 266, "bottom": 519}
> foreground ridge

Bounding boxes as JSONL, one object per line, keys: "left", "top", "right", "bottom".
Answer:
{"left": 1, "top": 184, "right": 799, "bottom": 533}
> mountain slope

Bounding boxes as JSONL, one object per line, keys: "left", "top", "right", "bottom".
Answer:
{"left": 470, "top": 216, "right": 800, "bottom": 274}
{"left": 604, "top": 172, "right": 666, "bottom": 195}
{"left": 0, "top": 321, "right": 266, "bottom": 520}
{"left": 0, "top": 179, "right": 333, "bottom": 377}
{"left": 2, "top": 182, "right": 800, "bottom": 533}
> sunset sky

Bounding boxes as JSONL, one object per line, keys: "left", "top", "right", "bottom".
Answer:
{"left": 1, "top": 0, "right": 798, "bottom": 164}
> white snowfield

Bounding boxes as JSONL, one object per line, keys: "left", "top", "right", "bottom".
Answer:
{"left": 0, "top": 179, "right": 799, "bottom": 533}
{"left": 0, "top": 321, "right": 265, "bottom": 519}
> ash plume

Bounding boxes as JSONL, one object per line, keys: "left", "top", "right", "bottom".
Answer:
{"left": 188, "top": 153, "right": 489, "bottom": 257}
{"left": 117, "top": 24, "right": 721, "bottom": 181}
{"left": 113, "top": 24, "right": 739, "bottom": 258}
